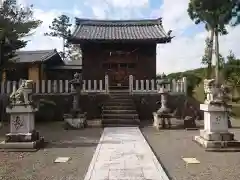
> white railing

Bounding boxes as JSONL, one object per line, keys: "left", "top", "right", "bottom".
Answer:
{"left": 129, "top": 75, "right": 187, "bottom": 95}
{"left": 1, "top": 75, "right": 187, "bottom": 95}
{"left": 0, "top": 75, "right": 109, "bottom": 95}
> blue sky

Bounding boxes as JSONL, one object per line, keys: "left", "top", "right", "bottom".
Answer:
{"left": 19, "top": 0, "right": 240, "bottom": 74}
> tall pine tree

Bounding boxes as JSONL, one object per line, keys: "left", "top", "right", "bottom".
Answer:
{"left": 44, "top": 14, "right": 82, "bottom": 61}
{"left": 0, "top": 0, "right": 42, "bottom": 65}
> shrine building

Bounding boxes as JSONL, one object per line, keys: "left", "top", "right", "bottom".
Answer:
{"left": 68, "top": 17, "right": 172, "bottom": 87}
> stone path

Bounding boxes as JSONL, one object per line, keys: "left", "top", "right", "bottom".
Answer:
{"left": 84, "top": 127, "right": 169, "bottom": 180}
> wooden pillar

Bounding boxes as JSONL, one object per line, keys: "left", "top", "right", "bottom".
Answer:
{"left": 28, "top": 64, "right": 40, "bottom": 82}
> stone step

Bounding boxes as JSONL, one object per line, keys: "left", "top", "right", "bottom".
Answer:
{"left": 104, "top": 100, "right": 135, "bottom": 106}
{"left": 102, "top": 119, "right": 140, "bottom": 126}
{"left": 107, "top": 99, "right": 133, "bottom": 103}
{"left": 104, "top": 102, "right": 135, "bottom": 106}
{"left": 102, "top": 113, "right": 139, "bottom": 119}
{"left": 109, "top": 96, "right": 132, "bottom": 100}
{"left": 102, "top": 109, "right": 137, "bottom": 114}
{"left": 103, "top": 105, "right": 135, "bottom": 110}
{"left": 109, "top": 90, "right": 129, "bottom": 93}
{"left": 102, "top": 124, "right": 140, "bottom": 127}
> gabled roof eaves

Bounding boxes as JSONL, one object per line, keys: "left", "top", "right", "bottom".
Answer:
{"left": 10, "top": 49, "right": 59, "bottom": 63}
{"left": 70, "top": 17, "right": 172, "bottom": 42}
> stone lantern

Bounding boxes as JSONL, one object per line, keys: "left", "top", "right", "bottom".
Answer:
{"left": 64, "top": 72, "right": 87, "bottom": 129}
{"left": 153, "top": 73, "right": 172, "bottom": 129}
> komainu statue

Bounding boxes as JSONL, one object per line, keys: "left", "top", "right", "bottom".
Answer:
{"left": 10, "top": 80, "right": 34, "bottom": 104}
{"left": 204, "top": 79, "right": 231, "bottom": 105}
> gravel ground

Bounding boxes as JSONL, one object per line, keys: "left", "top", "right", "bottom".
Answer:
{"left": 1, "top": 120, "right": 240, "bottom": 180}
{"left": 142, "top": 119, "right": 240, "bottom": 180}
{"left": 0, "top": 122, "right": 103, "bottom": 180}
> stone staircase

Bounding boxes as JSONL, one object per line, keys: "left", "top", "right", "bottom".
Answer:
{"left": 101, "top": 88, "right": 140, "bottom": 127}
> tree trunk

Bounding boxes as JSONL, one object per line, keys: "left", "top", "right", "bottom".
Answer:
{"left": 207, "top": 29, "right": 214, "bottom": 79}
{"left": 214, "top": 29, "right": 220, "bottom": 86}
{"left": 62, "top": 37, "right": 65, "bottom": 60}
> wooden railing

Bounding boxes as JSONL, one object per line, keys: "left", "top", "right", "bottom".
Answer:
{"left": 129, "top": 75, "right": 187, "bottom": 95}
{"left": 0, "top": 75, "right": 109, "bottom": 95}
{"left": 1, "top": 75, "right": 187, "bottom": 95}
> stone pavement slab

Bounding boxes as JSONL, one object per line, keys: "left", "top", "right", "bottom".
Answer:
{"left": 84, "top": 127, "right": 169, "bottom": 180}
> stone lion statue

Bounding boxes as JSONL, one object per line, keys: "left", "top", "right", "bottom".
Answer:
{"left": 10, "top": 80, "right": 34, "bottom": 104}
{"left": 203, "top": 79, "right": 215, "bottom": 104}
{"left": 204, "top": 79, "right": 230, "bottom": 105}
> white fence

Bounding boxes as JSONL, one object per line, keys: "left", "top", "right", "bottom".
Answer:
{"left": 0, "top": 75, "right": 109, "bottom": 95}
{"left": 129, "top": 75, "right": 187, "bottom": 95}
{"left": 0, "top": 75, "right": 187, "bottom": 95}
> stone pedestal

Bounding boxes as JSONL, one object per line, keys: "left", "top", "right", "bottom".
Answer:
{"left": 0, "top": 105, "right": 44, "bottom": 151}
{"left": 64, "top": 112, "right": 87, "bottom": 129}
{"left": 194, "top": 104, "right": 240, "bottom": 151}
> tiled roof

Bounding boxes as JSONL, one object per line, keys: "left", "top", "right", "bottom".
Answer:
{"left": 10, "top": 49, "right": 59, "bottom": 63}
{"left": 70, "top": 18, "right": 172, "bottom": 42}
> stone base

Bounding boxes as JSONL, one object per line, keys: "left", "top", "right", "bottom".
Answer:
{"left": 152, "top": 112, "right": 171, "bottom": 129}
{"left": 194, "top": 136, "right": 240, "bottom": 152}
{"left": 64, "top": 114, "right": 87, "bottom": 129}
{"left": 200, "top": 130, "right": 234, "bottom": 141}
{"left": 0, "top": 137, "right": 45, "bottom": 152}
{"left": 5, "top": 130, "right": 40, "bottom": 142}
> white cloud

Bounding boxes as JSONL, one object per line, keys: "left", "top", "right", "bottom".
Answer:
{"left": 23, "top": 8, "right": 63, "bottom": 51}
{"left": 156, "top": 0, "right": 240, "bottom": 74}
{"left": 106, "top": 0, "right": 148, "bottom": 8}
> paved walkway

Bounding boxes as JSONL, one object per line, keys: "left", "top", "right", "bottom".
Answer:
{"left": 84, "top": 127, "right": 169, "bottom": 180}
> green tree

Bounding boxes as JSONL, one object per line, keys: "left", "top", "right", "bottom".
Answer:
{"left": 187, "top": 0, "right": 240, "bottom": 86}
{"left": 44, "top": 14, "right": 71, "bottom": 60}
{"left": 0, "top": 0, "right": 42, "bottom": 65}
{"left": 224, "top": 51, "right": 240, "bottom": 95}
{"left": 201, "top": 37, "right": 225, "bottom": 78}
{"left": 44, "top": 14, "right": 82, "bottom": 61}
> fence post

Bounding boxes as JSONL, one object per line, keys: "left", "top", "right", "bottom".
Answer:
{"left": 172, "top": 79, "right": 176, "bottom": 93}
{"left": 151, "top": 79, "right": 154, "bottom": 91}
{"left": 94, "top": 80, "right": 97, "bottom": 91}
{"left": 129, "top": 75, "right": 133, "bottom": 94}
{"left": 182, "top": 77, "right": 187, "bottom": 95}
{"left": 59, "top": 80, "right": 63, "bottom": 93}
{"left": 99, "top": 80, "right": 103, "bottom": 92}
{"left": 140, "top": 80, "right": 144, "bottom": 92}
{"left": 65, "top": 80, "right": 69, "bottom": 93}
{"left": 41, "top": 80, "right": 45, "bottom": 93}
{"left": 136, "top": 80, "right": 139, "bottom": 91}
{"left": 105, "top": 75, "right": 109, "bottom": 94}
{"left": 6, "top": 81, "right": 11, "bottom": 94}
{"left": 88, "top": 80, "right": 91, "bottom": 92}
{"left": 35, "top": 80, "right": 40, "bottom": 93}
{"left": 146, "top": 80, "right": 149, "bottom": 92}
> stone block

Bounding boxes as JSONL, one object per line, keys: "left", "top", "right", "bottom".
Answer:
{"left": 194, "top": 135, "right": 240, "bottom": 151}
{"left": 64, "top": 113, "right": 87, "bottom": 129}
{"left": 5, "top": 131, "right": 40, "bottom": 142}
{"left": 0, "top": 137, "right": 44, "bottom": 151}
{"left": 200, "top": 130, "right": 234, "bottom": 141}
